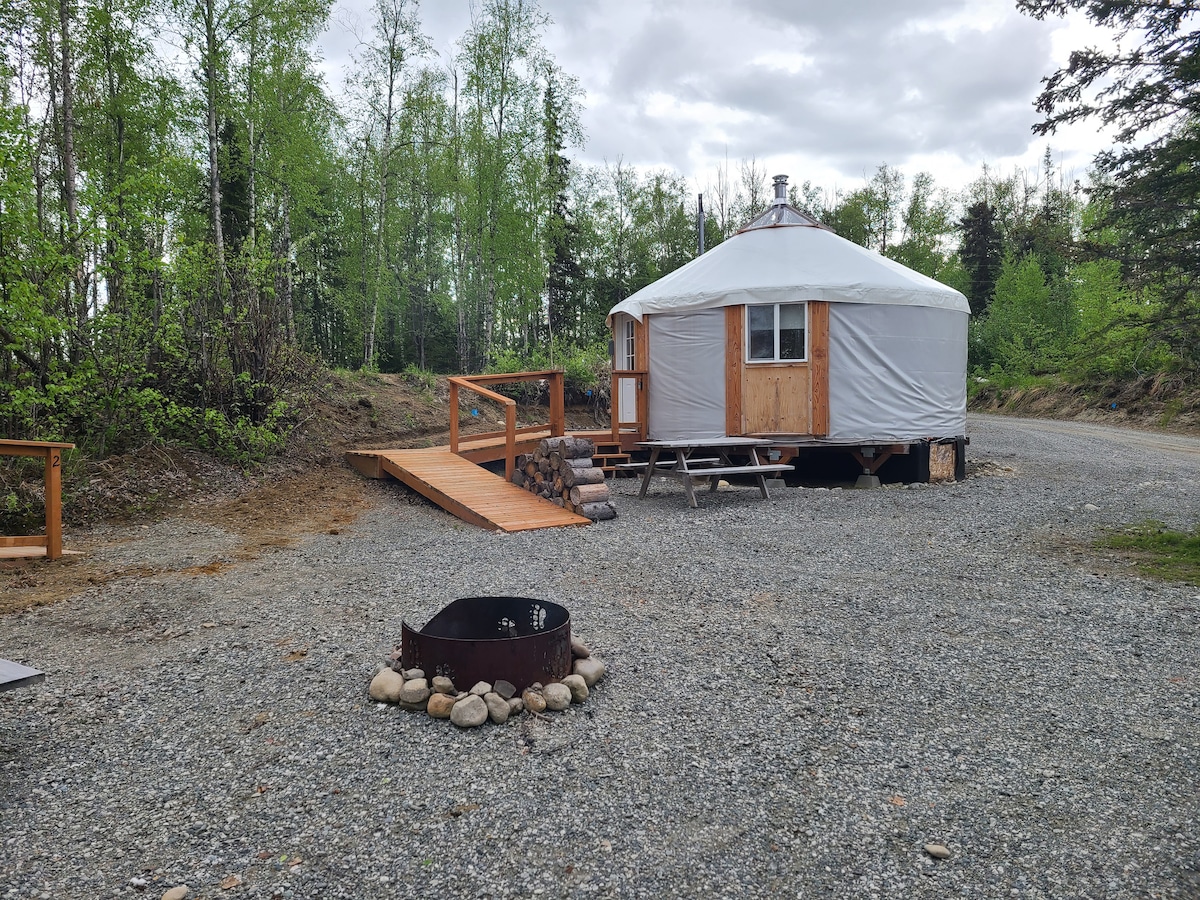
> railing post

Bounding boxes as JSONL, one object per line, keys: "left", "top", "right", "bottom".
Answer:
{"left": 637, "top": 372, "right": 649, "bottom": 441}
{"left": 550, "top": 371, "right": 564, "bottom": 437}
{"left": 610, "top": 372, "right": 620, "bottom": 441}
{"left": 44, "top": 447, "right": 62, "bottom": 560}
{"left": 449, "top": 381, "right": 459, "bottom": 453}
{"left": 505, "top": 403, "right": 516, "bottom": 482}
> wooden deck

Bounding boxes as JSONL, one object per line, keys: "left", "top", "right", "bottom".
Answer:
{"left": 351, "top": 447, "right": 590, "bottom": 532}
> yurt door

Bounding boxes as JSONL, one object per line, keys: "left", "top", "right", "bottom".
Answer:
{"left": 614, "top": 316, "right": 640, "bottom": 431}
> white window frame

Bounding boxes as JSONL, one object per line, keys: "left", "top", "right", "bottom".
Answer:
{"left": 746, "top": 302, "right": 807, "bottom": 363}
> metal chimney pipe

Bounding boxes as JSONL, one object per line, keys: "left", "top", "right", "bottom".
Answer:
{"left": 697, "top": 193, "right": 705, "bottom": 255}
{"left": 772, "top": 174, "right": 788, "bottom": 204}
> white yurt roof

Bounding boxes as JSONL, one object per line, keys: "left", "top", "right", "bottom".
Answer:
{"left": 608, "top": 196, "right": 970, "bottom": 322}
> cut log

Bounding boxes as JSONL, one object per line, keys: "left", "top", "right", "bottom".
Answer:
{"left": 553, "top": 476, "right": 564, "bottom": 493}
{"left": 549, "top": 451, "right": 563, "bottom": 469}
{"left": 524, "top": 461, "right": 538, "bottom": 477}
{"left": 512, "top": 471, "right": 527, "bottom": 487}
{"left": 562, "top": 466, "right": 604, "bottom": 488}
{"left": 548, "top": 436, "right": 594, "bottom": 459}
{"left": 569, "top": 483, "right": 610, "bottom": 506}
{"left": 578, "top": 501, "right": 616, "bottom": 521}
{"left": 552, "top": 497, "right": 565, "bottom": 508}
{"left": 564, "top": 458, "right": 595, "bottom": 469}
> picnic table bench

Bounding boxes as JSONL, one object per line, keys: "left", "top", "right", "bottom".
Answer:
{"left": 0, "top": 658, "right": 45, "bottom": 692}
{"left": 622, "top": 438, "right": 794, "bottom": 508}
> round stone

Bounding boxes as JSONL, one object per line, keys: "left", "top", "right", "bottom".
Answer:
{"left": 402, "top": 668, "right": 425, "bottom": 681}
{"left": 426, "top": 692, "right": 455, "bottom": 719}
{"left": 450, "top": 694, "right": 489, "bottom": 727}
{"left": 431, "top": 676, "right": 456, "bottom": 695}
{"left": 570, "top": 637, "right": 592, "bottom": 659}
{"left": 521, "top": 688, "right": 547, "bottom": 713}
{"left": 469, "top": 681, "right": 492, "bottom": 697}
{"left": 398, "top": 678, "right": 430, "bottom": 705}
{"left": 161, "top": 888, "right": 189, "bottom": 900}
{"left": 368, "top": 668, "right": 405, "bottom": 703}
{"left": 572, "top": 657, "right": 606, "bottom": 687}
{"left": 543, "top": 683, "right": 571, "bottom": 711}
{"left": 484, "top": 692, "right": 510, "bottom": 724}
{"left": 924, "top": 843, "right": 951, "bottom": 860}
{"left": 561, "top": 673, "right": 589, "bottom": 703}
{"left": 493, "top": 679, "right": 516, "bottom": 700}
{"left": 507, "top": 697, "right": 524, "bottom": 715}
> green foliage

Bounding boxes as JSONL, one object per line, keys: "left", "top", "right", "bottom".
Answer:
{"left": 1098, "top": 521, "right": 1200, "bottom": 584}
{"left": 1018, "top": 0, "right": 1200, "bottom": 376}
{"left": 973, "top": 253, "right": 1077, "bottom": 376}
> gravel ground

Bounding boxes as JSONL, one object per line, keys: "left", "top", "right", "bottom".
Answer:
{"left": 2, "top": 413, "right": 1198, "bottom": 900}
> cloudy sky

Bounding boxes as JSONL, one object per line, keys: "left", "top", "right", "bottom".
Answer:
{"left": 318, "top": 0, "right": 1115, "bottom": 196}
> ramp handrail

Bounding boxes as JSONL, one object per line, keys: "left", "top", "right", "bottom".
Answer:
{"left": 448, "top": 371, "right": 565, "bottom": 482}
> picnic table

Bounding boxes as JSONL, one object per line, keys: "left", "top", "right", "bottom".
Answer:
{"left": 0, "top": 658, "right": 45, "bottom": 692}
{"left": 0, "top": 438, "right": 75, "bottom": 560}
{"left": 620, "top": 437, "right": 794, "bottom": 508}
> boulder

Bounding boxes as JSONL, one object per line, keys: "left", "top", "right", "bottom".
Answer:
{"left": 572, "top": 657, "right": 606, "bottom": 687}
{"left": 561, "top": 674, "right": 589, "bottom": 703}
{"left": 484, "top": 692, "right": 510, "bottom": 724}
{"left": 426, "top": 692, "right": 455, "bottom": 719}
{"left": 450, "top": 695, "right": 489, "bottom": 728}
{"left": 368, "top": 668, "right": 405, "bottom": 703}
{"left": 543, "top": 683, "right": 571, "bottom": 711}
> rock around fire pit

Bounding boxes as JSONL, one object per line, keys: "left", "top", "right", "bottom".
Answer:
{"left": 368, "top": 596, "right": 606, "bottom": 728}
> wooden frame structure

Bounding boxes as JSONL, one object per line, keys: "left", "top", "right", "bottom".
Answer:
{"left": 0, "top": 439, "right": 75, "bottom": 560}
{"left": 448, "top": 371, "right": 565, "bottom": 483}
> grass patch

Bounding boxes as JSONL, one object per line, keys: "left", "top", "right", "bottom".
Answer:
{"left": 1098, "top": 521, "right": 1200, "bottom": 584}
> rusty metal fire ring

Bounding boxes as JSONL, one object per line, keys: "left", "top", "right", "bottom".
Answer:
{"left": 400, "top": 597, "right": 571, "bottom": 694}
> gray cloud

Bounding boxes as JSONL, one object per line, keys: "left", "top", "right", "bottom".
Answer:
{"left": 322, "top": 0, "right": 1089, "bottom": 188}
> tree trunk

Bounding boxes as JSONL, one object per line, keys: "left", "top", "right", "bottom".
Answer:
{"left": 58, "top": 0, "right": 88, "bottom": 362}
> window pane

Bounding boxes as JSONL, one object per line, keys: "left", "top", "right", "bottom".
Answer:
{"left": 778, "top": 304, "right": 806, "bottom": 359}
{"left": 779, "top": 327, "right": 805, "bottom": 360}
{"left": 748, "top": 306, "right": 774, "bottom": 360}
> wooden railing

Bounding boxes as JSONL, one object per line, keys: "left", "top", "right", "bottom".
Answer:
{"left": 1, "top": 439, "right": 75, "bottom": 560}
{"left": 448, "top": 371, "right": 565, "bottom": 482}
{"left": 610, "top": 370, "right": 648, "bottom": 441}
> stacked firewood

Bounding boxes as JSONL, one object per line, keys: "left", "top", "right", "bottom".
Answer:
{"left": 512, "top": 437, "right": 616, "bottom": 521}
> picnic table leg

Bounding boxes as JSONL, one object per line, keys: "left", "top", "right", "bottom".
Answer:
{"left": 673, "top": 449, "right": 700, "bottom": 508}
{"left": 681, "top": 475, "right": 699, "bottom": 507}
{"left": 638, "top": 447, "right": 661, "bottom": 498}
{"left": 756, "top": 474, "right": 771, "bottom": 499}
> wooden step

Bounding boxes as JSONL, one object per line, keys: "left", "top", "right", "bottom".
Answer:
{"left": 593, "top": 451, "right": 632, "bottom": 478}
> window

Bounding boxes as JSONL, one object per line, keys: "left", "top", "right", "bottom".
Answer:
{"left": 622, "top": 319, "right": 635, "bottom": 370}
{"left": 747, "top": 303, "right": 806, "bottom": 362}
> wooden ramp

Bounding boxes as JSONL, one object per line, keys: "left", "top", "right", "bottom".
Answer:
{"left": 359, "top": 448, "right": 590, "bottom": 532}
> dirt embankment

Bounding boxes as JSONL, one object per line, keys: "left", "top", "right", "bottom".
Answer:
{"left": 970, "top": 373, "right": 1200, "bottom": 435}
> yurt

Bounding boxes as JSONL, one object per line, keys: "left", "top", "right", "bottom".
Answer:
{"left": 607, "top": 176, "right": 969, "bottom": 476}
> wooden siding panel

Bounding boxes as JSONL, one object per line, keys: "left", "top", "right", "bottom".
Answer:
{"left": 809, "top": 301, "right": 830, "bottom": 436}
{"left": 725, "top": 307, "right": 744, "bottom": 436}
{"left": 744, "top": 364, "right": 811, "bottom": 434}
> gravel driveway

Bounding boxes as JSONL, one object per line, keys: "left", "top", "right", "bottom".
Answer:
{"left": 2, "top": 414, "right": 1198, "bottom": 899}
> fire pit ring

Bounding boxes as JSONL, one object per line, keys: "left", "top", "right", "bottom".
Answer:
{"left": 400, "top": 597, "right": 572, "bottom": 693}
